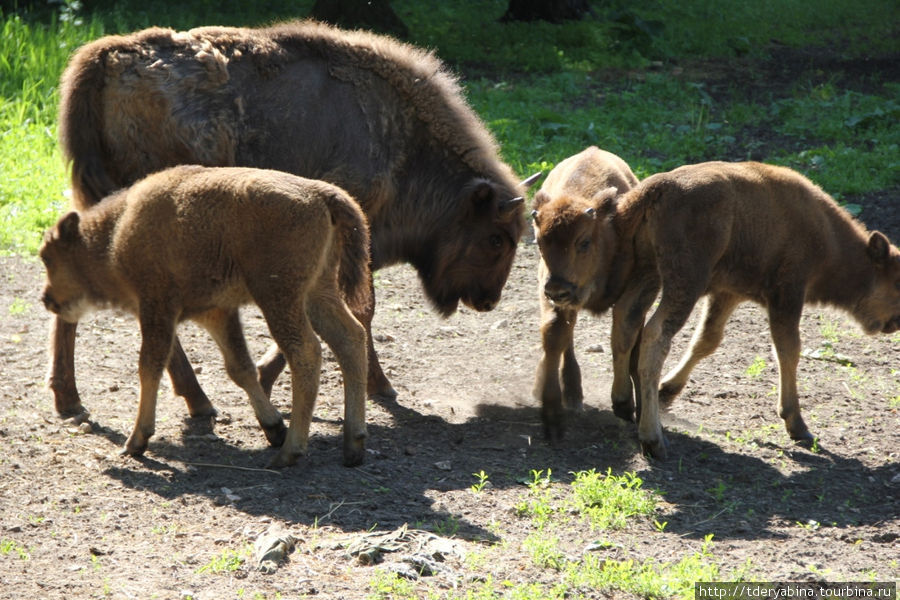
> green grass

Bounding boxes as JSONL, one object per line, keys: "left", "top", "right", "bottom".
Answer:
{"left": 1, "top": 0, "right": 897, "bottom": 255}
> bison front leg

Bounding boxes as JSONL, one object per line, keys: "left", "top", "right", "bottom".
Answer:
{"left": 360, "top": 272, "right": 396, "bottom": 401}
{"left": 768, "top": 301, "right": 813, "bottom": 443}
{"left": 534, "top": 303, "right": 580, "bottom": 443}
{"left": 123, "top": 310, "right": 177, "bottom": 457}
{"left": 636, "top": 290, "right": 697, "bottom": 460}
{"left": 47, "top": 316, "right": 88, "bottom": 422}
{"left": 610, "top": 276, "right": 659, "bottom": 423}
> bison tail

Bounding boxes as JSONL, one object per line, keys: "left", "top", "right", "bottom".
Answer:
{"left": 58, "top": 40, "right": 120, "bottom": 209}
{"left": 326, "top": 192, "right": 373, "bottom": 315}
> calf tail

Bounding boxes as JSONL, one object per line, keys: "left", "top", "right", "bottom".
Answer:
{"left": 58, "top": 37, "right": 124, "bottom": 209}
{"left": 325, "top": 191, "right": 373, "bottom": 315}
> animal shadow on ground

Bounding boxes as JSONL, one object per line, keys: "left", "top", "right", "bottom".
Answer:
{"left": 95, "top": 391, "right": 893, "bottom": 544}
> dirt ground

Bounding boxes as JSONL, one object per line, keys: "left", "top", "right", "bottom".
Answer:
{"left": 1, "top": 50, "right": 899, "bottom": 599}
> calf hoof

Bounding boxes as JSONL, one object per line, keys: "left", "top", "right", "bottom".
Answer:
{"left": 262, "top": 419, "right": 287, "bottom": 447}
{"left": 640, "top": 435, "right": 669, "bottom": 460}
{"left": 563, "top": 394, "right": 584, "bottom": 412}
{"left": 541, "top": 405, "right": 565, "bottom": 444}
{"left": 182, "top": 395, "right": 217, "bottom": 418}
{"left": 343, "top": 440, "right": 366, "bottom": 467}
{"left": 658, "top": 381, "right": 684, "bottom": 405}
{"left": 612, "top": 401, "right": 635, "bottom": 423}
{"left": 121, "top": 434, "right": 150, "bottom": 457}
{"left": 59, "top": 404, "right": 91, "bottom": 425}
{"left": 266, "top": 446, "right": 304, "bottom": 469}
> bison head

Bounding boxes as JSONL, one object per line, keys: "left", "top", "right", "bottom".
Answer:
{"left": 416, "top": 179, "right": 527, "bottom": 316}
{"left": 856, "top": 231, "right": 900, "bottom": 334}
{"left": 532, "top": 187, "right": 620, "bottom": 310}
{"left": 39, "top": 212, "right": 94, "bottom": 324}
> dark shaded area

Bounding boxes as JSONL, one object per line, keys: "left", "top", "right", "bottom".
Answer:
{"left": 501, "top": 0, "right": 591, "bottom": 23}
{"left": 310, "top": 0, "right": 408, "bottom": 38}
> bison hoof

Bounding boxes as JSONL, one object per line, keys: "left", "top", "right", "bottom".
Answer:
{"left": 640, "top": 435, "right": 669, "bottom": 460}
{"left": 182, "top": 396, "right": 217, "bottom": 418}
{"left": 266, "top": 447, "right": 304, "bottom": 469}
{"left": 657, "top": 382, "right": 683, "bottom": 405}
{"left": 121, "top": 437, "right": 149, "bottom": 457}
{"left": 563, "top": 395, "right": 584, "bottom": 412}
{"left": 262, "top": 420, "right": 287, "bottom": 447}
{"left": 368, "top": 386, "right": 398, "bottom": 403}
{"left": 612, "top": 401, "right": 635, "bottom": 423}
{"left": 59, "top": 404, "right": 90, "bottom": 425}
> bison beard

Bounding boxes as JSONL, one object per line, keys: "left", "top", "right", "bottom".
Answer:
{"left": 52, "top": 20, "right": 536, "bottom": 420}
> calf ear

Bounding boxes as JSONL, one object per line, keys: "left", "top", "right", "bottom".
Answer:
{"left": 56, "top": 212, "right": 81, "bottom": 244}
{"left": 591, "top": 186, "right": 618, "bottom": 213}
{"left": 532, "top": 190, "right": 550, "bottom": 211}
{"left": 867, "top": 231, "right": 891, "bottom": 264}
{"left": 470, "top": 181, "right": 495, "bottom": 209}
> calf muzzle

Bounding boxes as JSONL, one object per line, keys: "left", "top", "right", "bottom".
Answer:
{"left": 543, "top": 277, "right": 577, "bottom": 304}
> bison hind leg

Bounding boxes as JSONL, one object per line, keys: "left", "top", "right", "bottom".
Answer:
{"left": 194, "top": 308, "right": 286, "bottom": 447}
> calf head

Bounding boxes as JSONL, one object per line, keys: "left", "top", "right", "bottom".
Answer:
{"left": 532, "top": 187, "right": 619, "bottom": 309}
{"left": 39, "top": 212, "right": 93, "bottom": 324}
{"left": 419, "top": 179, "right": 526, "bottom": 316}
{"left": 855, "top": 231, "right": 900, "bottom": 334}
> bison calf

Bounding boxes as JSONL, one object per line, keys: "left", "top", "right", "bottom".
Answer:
{"left": 530, "top": 147, "right": 640, "bottom": 440}
{"left": 535, "top": 160, "right": 900, "bottom": 459}
{"left": 39, "top": 166, "right": 371, "bottom": 468}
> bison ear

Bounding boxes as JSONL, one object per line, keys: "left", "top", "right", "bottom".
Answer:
{"left": 591, "top": 186, "right": 619, "bottom": 213}
{"left": 867, "top": 231, "right": 892, "bottom": 264}
{"left": 55, "top": 212, "right": 82, "bottom": 244}
{"left": 532, "top": 190, "right": 550, "bottom": 211}
{"left": 470, "top": 181, "right": 495, "bottom": 208}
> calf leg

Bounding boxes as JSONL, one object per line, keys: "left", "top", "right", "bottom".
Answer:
{"left": 637, "top": 290, "right": 699, "bottom": 459}
{"left": 659, "top": 292, "right": 741, "bottom": 403}
{"left": 534, "top": 303, "right": 580, "bottom": 442}
{"left": 260, "top": 300, "right": 322, "bottom": 469}
{"left": 195, "top": 309, "right": 286, "bottom": 447}
{"left": 610, "top": 274, "right": 659, "bottom": 422}
{"left": 123, "top": 309, "right": 177, "bottom": 456}
{"left": 256, "top": 271, "right": 396, "bottom": 402}
{"left": 47, "top": 317, "right": 87, "bottom": 420}
{"left": 308, "top": 289, "right": 368, "bottom": 467}
{"left": 167, "top": 337, "right": 216, "bottom": 417}
{"left": 768, "top": 302, "right": 813, "bottom": 442}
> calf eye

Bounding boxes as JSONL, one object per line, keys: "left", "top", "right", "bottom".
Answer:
{"left": 489, "top": 234, "right": 503, "bottom": 249}
{"left": 577, "top": 239, "right": 591, "bottom": 253}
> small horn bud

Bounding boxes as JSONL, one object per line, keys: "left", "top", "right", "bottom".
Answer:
{"left": 585, "top": 207, "right": 596, "bottom": 218}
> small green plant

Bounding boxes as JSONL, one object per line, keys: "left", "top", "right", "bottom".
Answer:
{"left": 432, "top": 515, "right": 460, "bottom": 538}
{"left": 569, "top": 469, "right": 658, "bottom": 530}
{"left": 470, "top": 470, "right": 490, "bottom": 493}
{"left": 8, "top": 298, "right": 29, "bottom": 316}
{"left": 745, "top": 356, "right": 767, "bottom": 378}
{"left": 196, "top": 546, "right": 250, "bottom": 575}
{"left": 0, "top": 539, "right": 29, "bottom": 560}
{"left": 523, "top": 532, "right": 565, "bottom": 570}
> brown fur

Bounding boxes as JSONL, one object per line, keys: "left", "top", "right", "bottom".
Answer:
{"left": 530, "top": 147, "right": 640, "bottom": 439}
{"left": 39, "top": 166, "right": 371, "bottom": 469}
{"left": 535, "top": 160, "right": 900, "bottom": 459}
{"left": 52, "top": 20, "right": 530, "bottom": 418}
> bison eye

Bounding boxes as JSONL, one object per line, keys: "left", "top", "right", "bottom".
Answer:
{"left": 489, "top": 234, "right": 503, "bottom": 249}
{"left": 577, "top": 239, "right": 591, "bottom": 253}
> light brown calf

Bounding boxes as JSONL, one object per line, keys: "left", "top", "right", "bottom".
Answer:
{"left": 531, "top": 147, "right": 640, "bottom": 439}
{"left": 535, "top": 160, "right": 900, "bottom": 459}
{"left": 39, "top": 166, "right": 371, "bottom": 468}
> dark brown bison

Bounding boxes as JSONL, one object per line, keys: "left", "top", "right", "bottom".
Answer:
{"left": 53, "top": 20, "right": 536, "bottom": 421}
{"left": 40, "top": 166, "right": 370, "bottom": 468}
{"left": 533, "top": 160, "right": 900, "bottom": 459}
{"left": 530, "top": 147, "right": 639, "bottom": 440}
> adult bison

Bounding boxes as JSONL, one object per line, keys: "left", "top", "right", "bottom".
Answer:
{"left": 52, "top": 20, "right": 534, "bottom": 420}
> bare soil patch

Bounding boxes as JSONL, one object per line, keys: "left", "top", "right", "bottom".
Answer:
{"left": 2, "top": 220, "right": 899, "bottom": 598}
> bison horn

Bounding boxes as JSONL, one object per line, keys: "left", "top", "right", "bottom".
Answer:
{"left": 500, "top": 196, "right": 525, "bottom": 214}
{"left": 520, "top": 172, "right": 542, "bottom": 189}
{"left": 585, "top": 207, "right": 596, "bottom": 218}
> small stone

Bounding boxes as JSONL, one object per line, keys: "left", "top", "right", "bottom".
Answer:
{"left": 434, "top": 460, "right": 452, "bottom": 471}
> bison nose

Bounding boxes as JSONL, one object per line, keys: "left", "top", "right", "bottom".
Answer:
{"left": 544, "top": 278, "right": 576, "bottom": 304}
